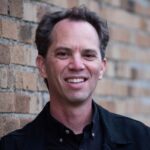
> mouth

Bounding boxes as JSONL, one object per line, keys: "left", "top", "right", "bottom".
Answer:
{"left": 64, "top": 77, "right": 88, "bottom": 84}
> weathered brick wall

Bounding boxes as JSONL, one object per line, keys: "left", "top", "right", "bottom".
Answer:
{"left": 0, "top": 0, "right": 150, "bottom": 137}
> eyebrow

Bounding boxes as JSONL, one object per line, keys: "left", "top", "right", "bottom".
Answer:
{"left": 54, "top": 46, "right": 99, "bottom": 54}
{"left": 82, "top": 49, "right": 99, "bottom": 54}
{"left": 55, "top": 47, "right": 71, "bottom": 52}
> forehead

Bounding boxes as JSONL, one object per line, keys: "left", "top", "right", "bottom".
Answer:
{"left": 52, "top": 18, "right": 96, "bottom": 32}
{"left": 51, "top": 19, "right": 100, "bottom": 43}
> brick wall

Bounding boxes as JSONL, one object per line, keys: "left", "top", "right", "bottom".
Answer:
{"left": 0, "top": 0, "right": 150, "bottom": 137}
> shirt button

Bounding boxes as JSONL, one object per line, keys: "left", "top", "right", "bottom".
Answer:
{"left": 65, "top": 129, "right": 70, "bottom": 134}
{"left": 59, "top": 138, "right": 63, "bottom": 143}
{"left": 92, "top": 132, "right": 95, "bottom": 137}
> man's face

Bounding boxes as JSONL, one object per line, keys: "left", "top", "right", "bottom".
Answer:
{"left": 37, "top": 19, "right": 106, "bottom": 106}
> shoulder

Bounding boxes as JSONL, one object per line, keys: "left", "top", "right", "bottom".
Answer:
{"left": 96, "top": 103, "right": 150, "bottom": 141}
{"left": 0, "top": 103, "right": 49, "bottom": 150}
{"left": 0, "top": 121, "right": 35, "bottom": 150}
{"left": 0, "top": 114, "right": 46, "bottom": 150}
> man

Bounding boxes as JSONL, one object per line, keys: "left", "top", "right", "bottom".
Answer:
{"left": 0, "top": 6, "right": 150, "bottom": 150}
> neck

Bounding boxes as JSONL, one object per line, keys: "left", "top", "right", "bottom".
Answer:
{"left": 50, "top": 98, "right": 93, "bottom": 134}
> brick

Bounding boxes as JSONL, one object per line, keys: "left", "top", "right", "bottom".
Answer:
{"left": 23, "top": 1, "right": 38, "bottom": 22}
{"left": 95, "top": 79, "right": 113, "bottom": 96}
{"left": 43, "top": 0, "right": 68, "bottom": 8}
{"left": 0, "top": 44, "right": 10, "bottom": 64}
{"left": 36, "top": 3, "right": 51, "bottom": 22}
{"left": 42, "top": 93, "right": 50, "bottom": 106}
{"left": 29, "top": 94, "right": 43, "bottom": 114}
{"left": 0, "top": 92, "right": 32, "bottom": 113}
{"left": 145, "top": 19, "right": 150, "bottom": 32}
{"left": 10, "top": 44, "right": 37, "bottom": 66}
{"left": 101, "top": 7, "right": 142, "bottom": 30}
{"left": 67, "top": 0, "right": 78, "bottom": 8}
{"left": 31, "top": 25, "right": 37, "bottom": 44}
{"left": 110, "top": 26, "right": 131, "bottom": 43}
{"left": 0, "top": 0, "right": 8, "bottom": 15}
{"left": 103, "top": 0, "right": 121, "bottom": 7}
{"left": 127, "top": 100, "right": 150, "bottom": 115}
{"left": 139, "top": 18, "right": 148, "bottom": 31}
{"left": 7, "top": 69, "right": 15, "bottom": 88}
{"left": 98, "top": 99, "right": 150, "bottom": 118}
{"left": 0, "top": 92, "right": 15, "bottom": 112}
{"left": 10, "top": 45, "right": 25, "bottom": 65}
{"left": 135, "top": 33, "right": 150, "bottom": 48}
{"left": 137, "top": 50, "right": 150, "bottom": 64}
{"left": 115, "top": 63, "right": 132, "bottom": 79}
{"left": 37, "top": 4, "right": 64, "bottom": 23}
{"left": 0, "top": 116, "right": 20, "bottom": 137}
{"left": 115, "top": 83, "right": 128, "bottom": 97}
{"left": 77, "top": 0, "right": 89, "bottom": 6}
{"left": 121, "top": 0, "right": 135, "bottom": 12}
{"left": 128, "top": 86, "right": 150, "bottom": 97}
{"left": 130, "top": 68, "right": 140, "bottom": 80}
{"left": 115, "top": 100, "right": 127, "bottom": 115}
{"left": 15, "top": 71, "right": 23, "bottom": 89}
{"left": 0, "top": 67, "right": 8, "bottom": 88}
{"left": 37, "top": 74, "right": 48, "bottom": 91}
{"left": 9, "top": 0, "right": 23, "bottom": 18}
{"left": 135, "top": 2, "right": 150, "bottom": 17}
{"left": 1, "top": 18, "right": 19, "bottom": 40}
{"left": 15, "top": 71, "right": 37, "bottom": 91}
{"left": 0, "top": 19, "right": 2, "bottom": 36}
{"left": 107, "top": 44, "right": 133, "bottom": 61}
{"left": 135, "top": 69, "right": 150, "bottom": 80}
{"left": 23, "top": 2, "right": 61, "bottom": 22}
{"left": 107, "top": 44, "right": 150, "bottom": 64}
{"left": 105, "top": 61, "right": 115, "bottom": 77}
{"left": 113, "top": 99, "right": 150, "bottom": 117}
{"left": 15, "top": 94, "right": 30, "bottom": 113}
{"left": 88, "top": 0, "right": 101, "bottom": 14}
{"left": 23, "top": 46, "right": 37, "bottom": 67}
{"left": 98, "top": 100, "right": 116, "bottom": 112}
{"left": 19, "top": 23, "right": 34, "bottom": 44}
{"left": 22, "top": 72, "right": 37, "bottom": 91}
{"left": 28, "top": 46, "right": 38, "bottom": 67}
{"left": 95, "top": 79, "right": 128, "bottom": 97}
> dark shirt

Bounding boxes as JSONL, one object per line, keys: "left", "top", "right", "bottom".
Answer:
{"left": 44, "top": 102, "right": 103, "bottom": 150}
{"left": 1, "top": 101, "right": 150, "bottom": 150}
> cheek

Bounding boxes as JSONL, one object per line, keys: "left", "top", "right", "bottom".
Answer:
{"left": 47, "top": 60, "right": 67, "bottom": 80}
{"left": 88, "top": 63, "right": 101, "bottom": 78}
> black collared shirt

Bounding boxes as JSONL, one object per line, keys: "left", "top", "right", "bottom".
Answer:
{"left": 1, "top": 101, "right": 150, "bottom": 150}
{"left": 43, "top": 102, "right": 104, "bottom": 150}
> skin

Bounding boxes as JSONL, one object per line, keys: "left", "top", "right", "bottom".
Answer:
{"left": 36, "top": 19, "right": 106, "bottom": 134}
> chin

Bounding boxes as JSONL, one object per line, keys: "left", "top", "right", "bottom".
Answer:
{"left": 66, "top": 95, "right": 92, "bottom": 106}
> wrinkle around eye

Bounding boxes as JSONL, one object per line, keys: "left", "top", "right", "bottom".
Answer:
{"left": 56, "top": 52, "right": 70, "bottom": 59}
{"left": 83, "top": 55, "right": 97, "bottom": 61}
{"left": 82, "top": 50, "right": 99, "bottom": 61}
{"left": 54, "top": 47, "right": 72, "bottom": 59}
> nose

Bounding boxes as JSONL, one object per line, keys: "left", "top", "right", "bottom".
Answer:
{"left": 68, "top": 54, "right": 85, "bottom": 71}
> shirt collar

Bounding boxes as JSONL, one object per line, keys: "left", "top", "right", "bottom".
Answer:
{"left": 42, "top": 101, "right": 100, "bottom": 140}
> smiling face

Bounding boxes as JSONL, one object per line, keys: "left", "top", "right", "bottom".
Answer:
{"left": 36, "top": 19, "right": 106, "bottom": 106}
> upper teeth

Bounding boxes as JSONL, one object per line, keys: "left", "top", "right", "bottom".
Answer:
{"left": 66, "top": 78, "right": 85, "bottom": 83}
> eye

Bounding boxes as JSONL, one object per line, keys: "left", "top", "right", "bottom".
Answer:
{"left": 83, "top": 51, "right": 97, "bottom": 61}
{"left": 56, "top": 51, "right": 69, "bottom": 59}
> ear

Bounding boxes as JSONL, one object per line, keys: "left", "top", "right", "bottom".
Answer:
{"left": 36, "top": 55, "right": 47, "bottom": 78}
{"left": 99, "top": 58, "right": 107, "bottom": 80}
